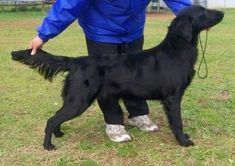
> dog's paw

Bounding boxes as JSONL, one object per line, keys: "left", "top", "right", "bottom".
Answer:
{"left": 43, "top": 143, "right": 56, "bottom": 151}
{"left": 179, "top": 139, "right": 194, "bottom": 147}
{"left": 54, "top": 131, "right": 64, "bottom": 137}
{"left": 177, "top": 133, "right": 194, "bottom": 147}
{"left": 184, "top": 133, "right": 190, "bottom": 139}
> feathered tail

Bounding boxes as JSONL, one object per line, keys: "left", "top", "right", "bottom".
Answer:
{"left": 11, "top": 49, "right": 75, "bottom": 81}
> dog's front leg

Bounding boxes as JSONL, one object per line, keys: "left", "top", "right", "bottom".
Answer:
{"left": 163, "top": 95, "right": 194, "bottom": 147}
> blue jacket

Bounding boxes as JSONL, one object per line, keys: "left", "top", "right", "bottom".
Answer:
{"left": 37, "top": 0, "right": 192, "bottom": 43}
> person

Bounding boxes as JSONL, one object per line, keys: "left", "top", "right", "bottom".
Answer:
{"left": 29, "top": 0, "right": 192, "bottom": 142}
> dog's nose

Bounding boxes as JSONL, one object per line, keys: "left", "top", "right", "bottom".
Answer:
{"left": 218, "top": 11, "right": 225, "bottom": 19}
{"left": 215, "top": 10, "right": 225, "bottom": 22}
{"left": 220, "top": 11, "right": 225, "bottom": 17}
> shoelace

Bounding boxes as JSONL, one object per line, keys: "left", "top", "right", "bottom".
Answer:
{"left": 107, "top": 125, "right": 125, "bottom": 133}
{"left": 137, "top": 115, "right": 152, "bottom": 124}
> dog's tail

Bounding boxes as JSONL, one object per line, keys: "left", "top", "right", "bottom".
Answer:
{"left": 11, "top": 49, "right": 76, "bottom": 81}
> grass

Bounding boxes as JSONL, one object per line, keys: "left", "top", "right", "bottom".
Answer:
{"left": 0, "top": 9, "right": 234, "bottom": 165}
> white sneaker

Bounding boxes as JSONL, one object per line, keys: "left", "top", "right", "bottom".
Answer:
{"left": 128, "top": 115, "right": 159, "bottom": 132}
{"left": 105, "top": 124, "right": 131, "bottom": 142}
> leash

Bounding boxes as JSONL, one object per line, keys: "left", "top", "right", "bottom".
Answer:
{"left": 198, "top": 30, "right": 208, "bottom": 79}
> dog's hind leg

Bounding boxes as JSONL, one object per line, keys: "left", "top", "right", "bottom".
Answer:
{"left": 53, "top": 113, "right": 64, "bottom": 137}
{"left": 43, "top": 75, "right": 99, "bottom": 150}
{"left": 163, "top": 94, "right": 194, "bottom": 147}
{"left": 43, "top": 99, "right": 93, "bottom": 150}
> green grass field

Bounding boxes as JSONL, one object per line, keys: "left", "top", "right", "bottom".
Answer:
{"left": 0, "top": 9, "right": 234, "bottom": 165}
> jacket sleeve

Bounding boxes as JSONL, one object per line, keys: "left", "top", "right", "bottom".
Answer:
{"left": 37, "top": 0, "right": 91, "bottom": 42}
{"left": 163, "top": 0, "right": 192, "bottom": 15}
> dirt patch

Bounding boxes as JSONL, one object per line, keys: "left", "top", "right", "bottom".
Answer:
{"left": 16, "top": 145, "right": 62, "bottom": 156}
{"left": 197, "top": 97, "right": 208, "bottom": 105}
{"left": 216, "top": 90, "right": 231, "bottom": 101}
{"left": 0, "top": 19, "right": 40, "bottom": 28}
{"left": 0, "top": 85, "right": 9, "bottom": 91}
{"left": 218, "top": 90, "right": 231, "bottom": 100}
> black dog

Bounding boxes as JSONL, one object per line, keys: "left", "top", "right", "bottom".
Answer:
{"left": 11, "top": 6, "right": 224, "bottom": 150}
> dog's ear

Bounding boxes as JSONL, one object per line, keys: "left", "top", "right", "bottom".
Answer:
{"left": 171, "top": 16, "right": 193, "bottom": 41}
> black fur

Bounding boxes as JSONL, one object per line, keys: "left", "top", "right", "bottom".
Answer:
{"left": 11, "top": 6, "right": 224, "bottom": 150}
{"left": 11, "top": 49, "right": 76, "bottom": 81}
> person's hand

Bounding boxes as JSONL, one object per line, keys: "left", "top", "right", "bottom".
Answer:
{"left": 29, "top": 36, "right": 44, "bottom": 55}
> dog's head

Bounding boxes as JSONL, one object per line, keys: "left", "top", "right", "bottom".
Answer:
{"left": 169, "top": 5, "right": 224, "bottom": 41}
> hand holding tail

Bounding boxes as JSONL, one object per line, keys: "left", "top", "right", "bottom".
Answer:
{"left": 29, "top": 36, "right": 44, "bottom": 55}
